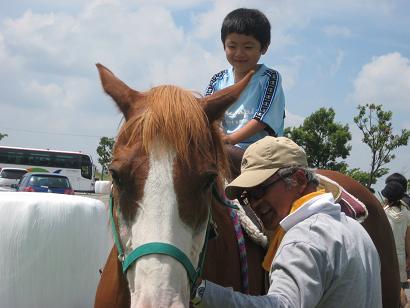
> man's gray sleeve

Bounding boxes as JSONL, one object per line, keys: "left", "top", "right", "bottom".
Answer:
{"left": 201, "top": 241, "right": 328, "bottom": 308}
{"left": 267, "top": 241, "right": 329, "bottom": 307}
{"left": 202, "top": 281, "right": 290, "bottom": 308}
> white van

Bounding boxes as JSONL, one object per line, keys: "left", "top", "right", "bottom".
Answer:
{"left": 0, "top": 168, "right": 28, "bottom": 188}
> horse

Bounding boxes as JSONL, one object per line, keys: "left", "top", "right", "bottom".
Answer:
{"left": 94, "top": 64, "right": 400, "bottom": 308}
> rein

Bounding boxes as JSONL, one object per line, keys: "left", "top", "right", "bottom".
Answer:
{"left": 211, "top": 184, "right": 239, "bottom": 210}
{"left": 108, "top": 182, "right": 236, "bottom": 291}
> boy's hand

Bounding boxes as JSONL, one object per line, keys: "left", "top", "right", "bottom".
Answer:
{"left": 223, "top": 134, "right": 233, "bottom": 144}
{"left": 223, "top": 119, "right": 267, "bottom": 145}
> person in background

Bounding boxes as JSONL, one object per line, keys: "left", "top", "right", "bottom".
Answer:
{"left": 382, "top": 179, "right": 410, "bottom": 288}
{"left": 386, "top": 173, "right": 410, "bottom": 208}
{"left": 205, "top": 8, "right": 285, "bottom": 150}
{"left": 191, "top": 136, "right": 382, "bottom": 307}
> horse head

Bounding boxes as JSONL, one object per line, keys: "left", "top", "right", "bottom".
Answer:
{"left": 96, "top": 64, "right": 252, "bottom": 308}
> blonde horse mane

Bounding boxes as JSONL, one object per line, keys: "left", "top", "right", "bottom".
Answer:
{"left": 117, "top": 85, "right": 230, "bottom": 178}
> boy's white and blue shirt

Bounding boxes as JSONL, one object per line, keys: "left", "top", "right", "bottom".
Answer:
{"left": 205, "top": 64, "right": 285, "bottom": 149}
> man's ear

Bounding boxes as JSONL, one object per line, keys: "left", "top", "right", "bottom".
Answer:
{"left": 294, "top": 169, "right": 308, "bottom": 192}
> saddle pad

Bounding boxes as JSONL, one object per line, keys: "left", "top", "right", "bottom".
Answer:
{"left": 317, "top": 174, "right": 368, "bottom": 223}
{"left": 339, "top": 188, "right": 368, "bottom": 223}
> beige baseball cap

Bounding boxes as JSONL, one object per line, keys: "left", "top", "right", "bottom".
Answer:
{"left": 225, "top": 136, "right": 308, "bottom": 199}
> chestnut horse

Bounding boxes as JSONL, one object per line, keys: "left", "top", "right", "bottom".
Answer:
{"left": 94, "top": 64, "right": 399, "bottom": 308}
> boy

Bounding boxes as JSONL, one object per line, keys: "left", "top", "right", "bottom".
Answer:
{"left": 205, "top": 8, "right": 285, "bottom": 149}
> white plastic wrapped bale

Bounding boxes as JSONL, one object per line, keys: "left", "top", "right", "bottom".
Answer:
{"left": 95, "top": 180, "right": 112, "bottom": 194}
{"left": 0, "top": 192, "right": 113, "bottom": 308}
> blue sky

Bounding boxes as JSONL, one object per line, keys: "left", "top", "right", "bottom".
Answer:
{"left": 0, "top": 0, "right": 409, "bottom": 193}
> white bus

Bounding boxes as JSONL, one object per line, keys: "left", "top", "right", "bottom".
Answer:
{"left": 0, "top": 146, "right": 96, "bottom": 193}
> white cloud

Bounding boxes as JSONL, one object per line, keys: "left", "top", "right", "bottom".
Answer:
{"left": 135, "top": 0, "right": 208, "bottom": 9}
{"left": 191, "top": 1, "right": 238, "bottom": 40}
{"left": 352, "top": 52, "right": 410, "bottom": 110}
{"left": 3, "top": 10, "right": 77, "bottom": 57}
{"left": 0, "top": 4, "right": 200, "bottom": 99}
{"left": 27, "top": 80, "right": 64, "bottom": 105}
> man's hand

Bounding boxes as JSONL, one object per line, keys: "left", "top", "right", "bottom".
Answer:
{"left": 190, "top": 278, "right": 206, "bottom": 307}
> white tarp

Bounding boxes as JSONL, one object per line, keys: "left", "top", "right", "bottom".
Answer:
{"left": 0, "top": 192, "right": 113, "bottom": 308}
{"left": 94, "top": 180, "right": 112, "bottom": 194}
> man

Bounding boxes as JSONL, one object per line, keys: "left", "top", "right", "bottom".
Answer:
{"left": 192, "top": 136, "right": 382, "bottom": 307}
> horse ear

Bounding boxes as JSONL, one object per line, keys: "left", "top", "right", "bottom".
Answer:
{"left": 96, "top": 63, "right": 142, "bottom": 120}
{"left": 200, "top": 70, "right": 254, "bottom": 123}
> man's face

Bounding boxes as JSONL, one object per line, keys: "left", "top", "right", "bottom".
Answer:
{"left": 245, "top": 173, "right": 297, "bottom": 231}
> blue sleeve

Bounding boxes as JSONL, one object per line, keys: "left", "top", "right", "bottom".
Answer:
{"left": 253, "top": 71, "right": 285, "bottom": 136}
{"left": 204, "top": 70, "right": 226, "bottom": 96}
{"left": 205, "top": 72, "right": 223, "bottom": 96}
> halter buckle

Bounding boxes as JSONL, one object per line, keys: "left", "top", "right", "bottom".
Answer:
{"left": 118, "top": 253, "right": 125, "bottom": 262}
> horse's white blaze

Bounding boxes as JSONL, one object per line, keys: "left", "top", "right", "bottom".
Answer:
{"left": 122, "top": 144, "right": 208, "bottom": 307}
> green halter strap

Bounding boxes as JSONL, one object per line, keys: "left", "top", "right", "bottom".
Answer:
{"left": 108, "top": 182, "right": 235, "bottom": 289}
{"left": 109, "top": 194, "right": 211, "bottom": 287}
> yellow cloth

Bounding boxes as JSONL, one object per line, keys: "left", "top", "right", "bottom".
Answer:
{"left": 262, "top": 189, "right": 326, "bottom": 271}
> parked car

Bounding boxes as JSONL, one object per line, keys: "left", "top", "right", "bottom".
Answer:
{"left": 17, "top": 172, "right": 74, "bottom": 195}
{"left": 0, "top": 168, "right": 27, "bottom": 188}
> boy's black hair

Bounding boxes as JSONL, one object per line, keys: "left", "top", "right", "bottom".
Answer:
{"left": 221, "top": 8, "right": 271, "bottom": 50}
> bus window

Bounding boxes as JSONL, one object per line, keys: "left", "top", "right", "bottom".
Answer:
{"left": 30, "top": 152, "right": 50, "bottom": 167}
{"left": 20, "top": 152, "right": 29, "bottom": 165}
{"left": 80, "top": 155, "right": 92, "bottom": 179}
{"left": 0, "top": 148, "right": 24, "bottom": 164}
{"left": 51, "top": 153, "right": 80, "bottom": 169}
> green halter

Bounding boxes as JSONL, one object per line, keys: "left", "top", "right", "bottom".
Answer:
{"left": 108, "top": 183, "right": 238, "bottom": 289}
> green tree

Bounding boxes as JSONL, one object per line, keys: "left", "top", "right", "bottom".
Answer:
{"left": 354, "top": 103, "right": 410, "bottom": 189}
{"left": 285, "top": 107, "right": 352, "bottom": 171}
{"left": 344, "top": 168, "right": 376, "bottom": 192}
{"left": 96, "top": 137, "right": 115, "bottom": 180}
{"left": 0, "top": 132, "right": 7, "bottom": 142}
